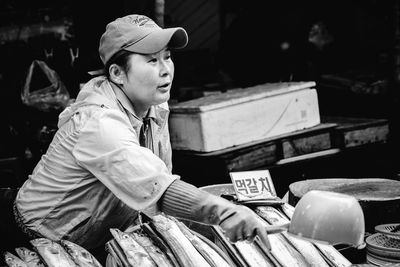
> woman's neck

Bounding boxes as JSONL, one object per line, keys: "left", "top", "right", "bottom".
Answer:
{"left": 110, "top": 80, "right": 149, "bottom": 119}
{"left": 132, "top": 103, "right": 150, "bottom": 119}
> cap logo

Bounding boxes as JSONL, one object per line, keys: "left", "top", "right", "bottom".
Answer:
{"left": 124, "top": 15, "right": 157, "bottom": 28}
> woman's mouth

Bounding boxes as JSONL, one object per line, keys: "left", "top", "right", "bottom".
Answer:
{"left": 158, "top": 83, "right": 170, "bottom": 92}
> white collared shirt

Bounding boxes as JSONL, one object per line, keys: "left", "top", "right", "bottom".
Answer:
{"left": 15, "top": 76, "right": 179, "bottom": 243}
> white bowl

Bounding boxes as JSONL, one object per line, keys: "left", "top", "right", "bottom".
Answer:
{"left": 288, "top": 190, "right": 365, "bottom": 248}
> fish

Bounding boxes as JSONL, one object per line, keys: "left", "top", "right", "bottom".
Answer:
{"left": 234, "top": 241, "right": 274, "bottom": 267}
{"left": 150, "top": 214, "right": 211, "bottom": 267}
{"left": 15, "top": 247, "right": 45, "bottom": 267}
{"left": 280, "top": 203, "right": 295, "bottom": 219}
{"left": 210, "top": 225, "right": 250, "bottom": 267}
{"left": 110, "top": 228, "right": 156, "bottom": 267}
{"left": 255, "top": 206, "right": 329, "bottom": 266}
{"left": 130, "top": 231, "right": 174, "bottom": 267}
{"left": 141, "top": 222, "right": 181, "bottom": 267}
{"left": 268, "top": 233, "right": 310, "bottom": 267}
{"left": 30, "top": 238, "right": 78, "bottom": 267}
{"left": 3, "top": 251, "right": 28, "bottom": 267}
{"left": 169, "top": 216, "right": 231, "bottom": 267}
{"left": 105, "top": 240, "right": 130, "bottom": 267}
{"left": 314, "top": 244, "right": 352, "bottom": 267}
{"left": 60, "top": 240, "right": 103, "bottom": 267}
{"left": 274, "top": 205, "right": 352, "bottom": 267}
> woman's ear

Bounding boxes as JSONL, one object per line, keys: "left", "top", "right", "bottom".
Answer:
{"left": 109, "top": 64, "right": 124, "bottom": 85}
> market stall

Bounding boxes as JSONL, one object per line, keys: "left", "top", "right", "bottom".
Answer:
{"left": 2, "top": 192, "right": 356, "bottom": 267}
{"left": 1, "top": 2, "right": 399, "bottom": 266}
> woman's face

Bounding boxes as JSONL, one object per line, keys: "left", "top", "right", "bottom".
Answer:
{"left": 122, "top": 47, "right": 174, "bottom": 116}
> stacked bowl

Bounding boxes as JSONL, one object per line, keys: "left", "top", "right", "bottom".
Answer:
{"left": 366, "top": 223, "right": 400, "bottom": 266}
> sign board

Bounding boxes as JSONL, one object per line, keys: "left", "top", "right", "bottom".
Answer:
{"left": 230, "top": 170, "right": 278, "bottom": 202}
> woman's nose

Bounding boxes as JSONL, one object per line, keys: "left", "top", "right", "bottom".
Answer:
{"left": 159, "top": 60, "right": 172, "bottom": 76}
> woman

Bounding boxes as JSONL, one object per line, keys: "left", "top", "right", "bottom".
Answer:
{"left": 14, "top": 14, "right": 271, "bottom": 254}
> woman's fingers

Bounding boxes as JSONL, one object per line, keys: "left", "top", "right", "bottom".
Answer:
{"left": 256, "top": 228, "right": 271, "bottom": 251}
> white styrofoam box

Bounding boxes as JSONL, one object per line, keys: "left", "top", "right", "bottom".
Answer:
{"left": 169, "top": 81, "right": 320, "bottom": 152}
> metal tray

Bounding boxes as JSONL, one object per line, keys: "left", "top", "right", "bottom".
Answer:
{"left": 375, "top": 223, "right": 400, "bottom": 239}
{"left": 367, "top": 252, "right": 400, "bottom": 266}
{"left": 366, "top": 233, "right": 400, "bottom": 261}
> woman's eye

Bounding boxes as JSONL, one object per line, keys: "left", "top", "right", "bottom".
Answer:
{"left": 148, "top": 58, "right": 157, "bottom": 63}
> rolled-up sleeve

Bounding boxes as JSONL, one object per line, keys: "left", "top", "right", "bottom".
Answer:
{"left": 72, "top": 108, "right": 178, "bottom": 211}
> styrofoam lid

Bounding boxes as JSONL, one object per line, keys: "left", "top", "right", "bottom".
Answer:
{"left": 170, "top": 81, "right": 316, "bottom": 113}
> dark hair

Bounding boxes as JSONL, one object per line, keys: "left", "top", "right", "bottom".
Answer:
{"left": 104, "top": 50, "right": 133, "bottom": 78}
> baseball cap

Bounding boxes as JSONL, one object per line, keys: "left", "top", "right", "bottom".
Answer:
{"left": 99, "top": 14, "right": 188, "bottom": 65}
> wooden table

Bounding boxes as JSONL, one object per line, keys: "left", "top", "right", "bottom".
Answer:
{"left": 172, "top": 116, "right": 396, "bottom": 196}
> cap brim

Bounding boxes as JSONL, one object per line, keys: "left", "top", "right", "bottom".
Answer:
{"left": 124, "top": 27, "right": 188, "bottom": 54}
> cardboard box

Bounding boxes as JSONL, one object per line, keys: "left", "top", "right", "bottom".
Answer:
{"left": 169, "top": 81, "right": 320, "bottom": 152}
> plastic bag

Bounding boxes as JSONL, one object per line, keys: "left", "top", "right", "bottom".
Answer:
{"left": 21, "top": 60, "right": 70, "bottom": 112}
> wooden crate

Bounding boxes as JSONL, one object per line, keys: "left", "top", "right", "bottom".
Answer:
{"left": 172, "top": 123, "right": 337, "bottom": 188}
{"left": 169, "top": 81, "right": 320, "bottom": 152}
{"left": 172, "top": 117, "right": 392, "bottom": 192}
{"left": 324, "top": 116, "right": 389, "bottom": 148}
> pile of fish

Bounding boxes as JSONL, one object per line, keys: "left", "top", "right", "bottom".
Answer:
{"left": 106, "top": 214, "right": 233, "bottom": 267}
{"left": 211, "top": 203, "right": 353, "bottom": 267}
{"left": 3, "top": 203, "right": 354, "bottom": 267}
{"left": 106, "top": 205, "right": 352, "bottom": 267}
{"left": 3, "top": 238, "right": 102, "bottom": 267}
